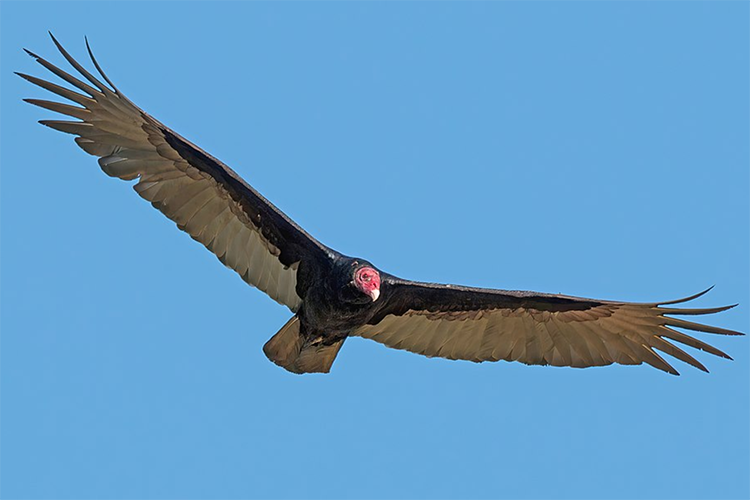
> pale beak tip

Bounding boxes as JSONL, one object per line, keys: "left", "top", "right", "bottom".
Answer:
{"left": 370, "top": 289, "right": 380, "bottom": 301}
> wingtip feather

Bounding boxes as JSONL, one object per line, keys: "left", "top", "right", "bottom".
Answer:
{"left": 84, "top": 35, "right": 120, "bottom": 94}
{"left": 664, "top": 364, "right": 680, "bottom": 376}
{"left": 48, "top": 31, "right": 63, "bottom": 51}
{"left": 23, "top": 48, "right": 40, "bottom": 59}
{"left": 659, "top": 286, "right": 715, "bottom": 306}
{"left": 660, "top": 303, "right": 738, "bottom": 316}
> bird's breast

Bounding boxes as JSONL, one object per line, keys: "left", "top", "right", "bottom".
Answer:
{"left": 299, "top": 288, "right": 376, "bottom": 336}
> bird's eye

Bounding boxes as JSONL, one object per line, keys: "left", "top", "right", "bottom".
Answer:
{"left": 362, "top": 274, "right": 371, "bottom": 282}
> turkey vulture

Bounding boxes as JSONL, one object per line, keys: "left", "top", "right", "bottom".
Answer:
{"left": 19, "top": 35, "right": 743, "bottom": 375}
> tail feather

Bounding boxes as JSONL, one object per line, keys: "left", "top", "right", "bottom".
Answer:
{"left": 263, "top": 317, "right": 345, "bottom": 374}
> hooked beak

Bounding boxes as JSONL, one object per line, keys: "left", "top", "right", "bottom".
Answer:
{"left": 369, "top": 288, "right": 380, "bottom": 302}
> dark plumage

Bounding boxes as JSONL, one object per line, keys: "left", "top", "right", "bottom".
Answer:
{"left": 20, "top": 34, "right": 744, "bottom": 375}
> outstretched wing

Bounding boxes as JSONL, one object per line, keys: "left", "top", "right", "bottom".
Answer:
{"left": 354, "top": 277, "right": 742, "bottom": 374}
{"left": 19, "top": 34, "right": 334, "bottom": 311}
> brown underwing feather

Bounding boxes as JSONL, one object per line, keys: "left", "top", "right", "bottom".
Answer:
{"left": 16, "top": 72, "right": 94, "bottom": 106}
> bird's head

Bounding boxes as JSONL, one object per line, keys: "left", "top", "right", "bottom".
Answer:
{"left": 341, "top": 261, "right": 381, "bottom": 303}
{"left": 354, "top": 265, "right": 381, "bottom": 302}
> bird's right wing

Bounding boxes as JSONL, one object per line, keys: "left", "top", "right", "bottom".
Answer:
{"left": 20, "top": 35, "right": 334, "bottom": 311}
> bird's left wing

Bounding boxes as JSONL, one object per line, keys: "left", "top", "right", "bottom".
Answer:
{"left": 353, "top": 277, "right": 742, "bottom": 374}
{"left": 19, "top": 35, "right": 334, "bottom": 311}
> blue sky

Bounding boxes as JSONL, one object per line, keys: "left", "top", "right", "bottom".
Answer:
{"left": 1, "top": 2, "right": 748, "bottom": 499}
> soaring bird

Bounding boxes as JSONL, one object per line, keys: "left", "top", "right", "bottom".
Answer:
{"left": 19, "top": 35, "right": 743, "bottom": 375}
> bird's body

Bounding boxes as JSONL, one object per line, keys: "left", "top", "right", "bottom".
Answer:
{"left": 299, "top": 263, "right": 377, "bottom": 336}
{"left": 20, "top": 35, "right": 743, "bottom": 375}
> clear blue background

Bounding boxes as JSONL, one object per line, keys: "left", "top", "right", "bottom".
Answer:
{"left": 2, "top": 2, "right": 748, "bottom": 499}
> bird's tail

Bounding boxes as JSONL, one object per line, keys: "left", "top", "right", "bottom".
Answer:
{"left": 263, "top": 316, "right": 345, "bottom": 374}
